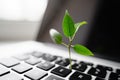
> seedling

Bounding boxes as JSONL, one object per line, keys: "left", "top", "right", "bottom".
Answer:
{"left": 49, "top": 10, "right": 94, "bottom": 70}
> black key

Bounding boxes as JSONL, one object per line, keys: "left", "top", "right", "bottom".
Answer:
{"left": 24, "top": 68, "right": 48, "bottom": 80}
{"left": 12, "top": 63, "right": 32, "bottom": 74}
{"left": 0, "top": 58, "right": 20, "bottom": 67}
{"left": 109, "top": 72, "right": 120, "bottom": 80}
{"left": 32, "top": 52, "right": 44, "bottom": 58}
{"left": 0, "top": 72, "right": 24, "bottom": 80}
{"left": 37, "top": 61, "right": 55, "bottom": 71}
{"left": 96, "top": 64, "right": 113, "bottom": 71}
{"left": 69, "top": 71, "right": 92, "bottom": 80}
{"left": 88, "top": 67, "right": 107, "bottom": 78}
{"left": 80, "top": 61, "right": 93, "bottom": 66}
{"left": 45, "top": 75, "right": 65, "bottom": 80}
{"left": 42, "top": 54, "right": 57, "bottom": 62}
{"left": 71, "top": 59, "right": 77, "bottom": 62}
{"left": 72, "top": 63, "right": 87, "bottom": 72}
{"left": 25, "top": 57, "right": 41, "bottom": 65}
{"left": 51, "top": 66, "right": 71, "bottom": 77}
{"left": 0, "top": 64, "right": 10, "bottom": 76}
{"left": 55, "top": 58, "right": 70, "bottom": 66}
{"left": 95, "top": 77, "right": 105, "bottom": 80}
{"left": 116, "top": 69, "right": 120, "bottom": 74}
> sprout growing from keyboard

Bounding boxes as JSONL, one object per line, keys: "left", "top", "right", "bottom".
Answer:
{"left": 49, "top": 10, "right": 94, "bottom": 70}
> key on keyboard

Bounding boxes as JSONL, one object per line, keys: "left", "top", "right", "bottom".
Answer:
{"left": 32, "top": 51, "right": 44, "bottom": 58}
{"left": 88, "top": 67, "right": 107, "bottom": 78}
{"left": 51, "top": 66, "right": 71, "bottom": 77}
{"left": 0, "top": 72, "right": 23, "bottom": 80}
{"left": 0, "top": 64, "right": 10, "bottom": 76}
{"left": 0, "top": 58, "right": 20, "bottom": 67}
{"left": 37, "top": 61, "right": 55, "bottom": 71}
{"left": 24, "top": 68, "right": 48, "bottom": 80}
{"left": 55, "top": 58, "right": 70, "bottom": 67}
{"left": 42, "top": 54, "right": 57, "bottom": 62}
{"left": 13, "top": 54, "right": 30, "bottom": 61}
{"left": 116, "top": 69, "right": 120, "bottom": 74}
{"left": 11, "top": 63, "right": 32, "bottom": 74}
{"left": 80, "top": 61, "right": 93, "bottom": 66}
{"left": 72, "top": 63, "right": 87, "bottom": 72}
{"left": 45, "top": 75, "right": 65, "bottom": 80}
{"left": 25, "top": 56, "right": 41, "bottom": 65}
{"left": 69, "top": 71, "right": 92, "bottom": 80}
{"left": 109, "top": 72, "right": 120, "bottom": 80}
{"left": 96, "top": 64, "right": 113, "bottom": 71}
{"left": 95, "top": 77, "right": 105, "bottom": 80}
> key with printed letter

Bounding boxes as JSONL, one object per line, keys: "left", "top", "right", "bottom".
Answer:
{"left": 70, "top": 71, "right": 92, "bottom": 80}
{"left": 88, "top": 67, "right": 107, "bottom": 78}
{"left": 51, "top": 66, "right": 71, "bottom": 77}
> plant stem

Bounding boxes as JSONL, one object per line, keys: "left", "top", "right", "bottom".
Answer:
{"left": 68, "top": 40, "right": 72, "bottom": 70}
{"left": 68, "top": 45, "right": 72, "bottom": 70}
{"left": 62, "top": 40, "right": 72, "bottom": 70}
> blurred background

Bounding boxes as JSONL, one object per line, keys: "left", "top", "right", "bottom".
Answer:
{"left": 0, "top": 0, "right": 120, "bottom": 62}
{"left": 0, "top": 0, "right": 97, "bottom": 43}
{"left": 0, "top": 0, "right": 48, "bottom": 42}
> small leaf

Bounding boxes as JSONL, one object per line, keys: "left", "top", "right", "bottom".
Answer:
{"left": 73, "top": 44, "right": 94, "bottom": 56}
{"left": 74, "top": 21, "right": 87, "bottom": 33}
{"left": 62, "top": 10, "right": 75, "bottom": 37}
{"left": 49, "top": 29, "right": 62, "bottom": 44}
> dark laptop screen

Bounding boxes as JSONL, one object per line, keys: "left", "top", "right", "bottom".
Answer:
{"left": 86, "top": 0, "right": 120, "bottom": 62}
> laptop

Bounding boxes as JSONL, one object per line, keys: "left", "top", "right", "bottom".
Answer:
{"left": 0, "top": 0, "right": 120, "bottom": 80}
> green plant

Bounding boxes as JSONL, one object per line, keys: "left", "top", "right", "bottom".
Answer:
{"left": 49, "top": 10, "right": 94, "bottom": 70}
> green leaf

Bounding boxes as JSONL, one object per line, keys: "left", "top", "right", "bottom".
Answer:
{"left": 73, "top": 44, "right": 94, "bottom": 56}
{"left": 74, "top": 21, "right": 87, "bottom": 33}
{"left": 49, "top": 29, "right": 62, "bottom": 44}
{"left": 62, "top": 10, "right": 75, "bottom": 37}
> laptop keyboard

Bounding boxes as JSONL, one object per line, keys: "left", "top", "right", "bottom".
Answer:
{"left": 0, "top": 51, "right": 120, "bottom": 80}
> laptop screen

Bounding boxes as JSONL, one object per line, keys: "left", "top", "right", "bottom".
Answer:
{"left": 86, "top": 0, "right": 120, "bottom": 62}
